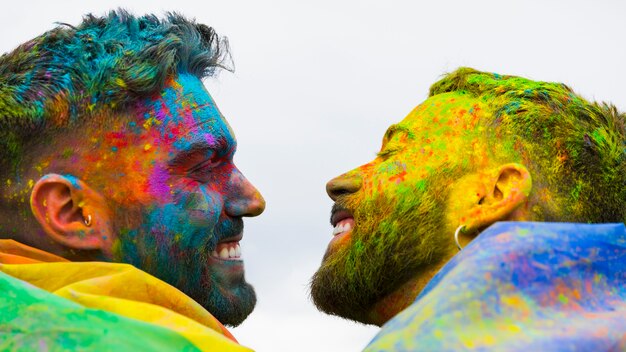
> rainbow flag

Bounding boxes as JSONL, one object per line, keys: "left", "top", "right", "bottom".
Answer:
{"left": 0, "top": 240, "right": 250, "bottom": 351}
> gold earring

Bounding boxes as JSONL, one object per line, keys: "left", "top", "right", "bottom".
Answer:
{"left": 84, "top": 214, "right": 92, "bottom": 227}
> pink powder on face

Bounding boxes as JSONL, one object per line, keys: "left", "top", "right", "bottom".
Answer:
{"left": 146, "top": 163, "right": 171, "bottom": 202}
{"left": 155, "top": 100, "right": 171, "bottom": 122}
{"left": 204, "top": 133, "right": 216, "bottom": 146}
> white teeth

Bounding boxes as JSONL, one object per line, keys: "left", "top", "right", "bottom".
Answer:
{"left": 332, "top": 222, "right": 352, "bottom": 237}
{"left": 219, "top": 248, "right": 229, "bottom": 259}
{"left": 213, "top": 244, "right": 243, "bottom": 260}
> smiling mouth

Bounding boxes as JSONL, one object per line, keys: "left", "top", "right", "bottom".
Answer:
{"left": 211, "top": 234, "right": 243, "bottom": 261}
{"left": 331, "top": 208, "right": 354, "bottom": 238}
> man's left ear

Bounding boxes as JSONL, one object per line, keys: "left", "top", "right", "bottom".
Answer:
{"left": 30, "top": 174, "right": 116, "bottom": 258}
{"left": 463, "top": 163, "right": 532, "bottom": 232}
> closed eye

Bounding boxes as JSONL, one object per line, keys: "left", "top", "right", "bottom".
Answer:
{"left": 377, "top": 147, "right": 402, "bottom": 159}
{"left": 188, "top": 155, "right": 222, "bottom": 175}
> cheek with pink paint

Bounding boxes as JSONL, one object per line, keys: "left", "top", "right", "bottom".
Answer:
{"left": 145, "top": 163, "right": 173, "bottom": 203}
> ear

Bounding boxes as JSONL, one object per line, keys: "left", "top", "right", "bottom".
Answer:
{"left": 447, "top": 163, "right": 532, "bottom": 247}
{"left": 463, "top": 163, "right": 532, "bottom": 232}
{"left": 30, "top": 174, "right": 115, "bottom": 257}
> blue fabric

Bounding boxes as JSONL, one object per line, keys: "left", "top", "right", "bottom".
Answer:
{"left": 365, "top": 222, "right": 626, "bottom": 351}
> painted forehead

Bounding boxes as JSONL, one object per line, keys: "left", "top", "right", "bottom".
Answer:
{"left": 379, "top": 92, "right": 491, "bottom": 170}
{"left": 138, "top": 73, "right": 235, "bottom": 151}
{"left": 395, "top": 92, "right": 487, "bottom": 134}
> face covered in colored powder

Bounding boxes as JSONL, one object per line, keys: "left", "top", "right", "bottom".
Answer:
{"left": 72, "top": 73, "right": 265, "bottom": 326}
{"left": 311, "top": 92, "right": 489, "bottom": 325}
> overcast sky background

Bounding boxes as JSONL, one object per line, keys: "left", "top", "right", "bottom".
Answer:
{"left": 2, "top": 1, "right": 626, "bottom": 351}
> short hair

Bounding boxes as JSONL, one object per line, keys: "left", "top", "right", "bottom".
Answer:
{"left": 429, "top": 67, "right": 625, "bottom": 223}
{"left": 0, "top": 9, "right": 231, "bottom": 174}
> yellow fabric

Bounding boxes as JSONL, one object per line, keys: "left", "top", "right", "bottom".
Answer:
{"left": 0, "top": 239, "right": 69, "bottom": 263}
{"left": 0, "top": 240, "right": 251, "bottom": 352}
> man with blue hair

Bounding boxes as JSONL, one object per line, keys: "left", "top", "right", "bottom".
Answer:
{"left": 0, "top": 10, "right": 264, "bottom": 351}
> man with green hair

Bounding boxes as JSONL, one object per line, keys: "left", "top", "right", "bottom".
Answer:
{"left": 311, "top": 68, "right": 626, "bottom": 350}
{"left": 0, "top": 10, "right": 264, "bottom": 351}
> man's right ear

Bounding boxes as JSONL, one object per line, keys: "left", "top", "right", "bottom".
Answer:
{"left": 30, "top": 174, "right": 115, "bottom": 257}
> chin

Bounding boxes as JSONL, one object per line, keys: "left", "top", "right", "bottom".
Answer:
{"left": 205, "top": 281, "right": 257, "bottom": 326}
{"left": 310, "top": 263, "right": 374, "bottom": 325}
{"left": 190, "top": 259, "right": 258, "bottom": 326}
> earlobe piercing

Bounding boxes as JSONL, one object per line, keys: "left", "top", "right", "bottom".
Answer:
{"left": 84, "top": 214, "right": 92, "bottom": 227}
{"left": 454, "top": 224, "right": 466, "bottom": 251}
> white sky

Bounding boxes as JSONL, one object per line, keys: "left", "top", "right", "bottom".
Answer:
{"left": 2, "top": 1, "right": 626, "bottom": 351}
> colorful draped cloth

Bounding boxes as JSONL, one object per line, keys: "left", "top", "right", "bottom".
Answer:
{"left": 0, "top": 239, "right": 250, "bottom": 351}
{"left": 366, "top": 222, "right": 626, "bottom": 351}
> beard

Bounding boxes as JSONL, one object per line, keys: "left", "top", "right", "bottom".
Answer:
{"left": 112, "top": 204, "right": 256, "bottom": 326}
{"left": 195, "top": 247, "right": 257, "bottom": 326}
{"left": 310, "top": 177, "right": 450, "bottom": 324}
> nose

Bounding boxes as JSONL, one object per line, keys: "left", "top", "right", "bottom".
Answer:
{"left": 225, "top": 168, "right": 266, "bottom": 217}
{"left": 326, "top": 173, "right": 362, "bottom": 201}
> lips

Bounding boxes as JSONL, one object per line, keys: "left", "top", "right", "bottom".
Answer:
{"left": 211, "top": 234, "right": 243, "bottom": 261}
{"left": 330, "top": 206, "right": 354, "bottom": 238}
{"left": 332, "top": 217, "right": 354, "bottom": 237}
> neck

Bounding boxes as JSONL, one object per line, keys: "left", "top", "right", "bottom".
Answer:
{"left": 366, "top": 263, "right": 443, "bottom": 326}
